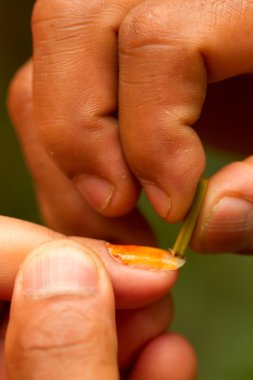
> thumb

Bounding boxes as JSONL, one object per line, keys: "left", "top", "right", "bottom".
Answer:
{"left": 5, "top": 239, "right": 118, "bottom": 380}
{"left": 192, "top": 157, "right": 253, "bottom": 254}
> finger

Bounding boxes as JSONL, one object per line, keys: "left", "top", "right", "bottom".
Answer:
{"left": 118, "top": 0, "right": 253, "bottom": 222}
{"left": 117, "top": 294, "right": 173, "bottom": 369}
{"left": 129, "top": 333, "right": 197, "bottom": 380}
{"left": 0, "top": 216, "right": 178, "bottom": 306}
{"left": 8, "top": 61, "right": 155, "bottom": 246}
{"left": 5, "top": 240, "right": 118, "bottom": 380}
{"left": 191, "top": 157, "right": 253, "bottom": 254}
{"left": 32, "top": 0, "right": 141, "bottom": 217}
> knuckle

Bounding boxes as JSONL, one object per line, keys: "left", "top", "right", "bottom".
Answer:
{"left": 32, "top": 0, "right": 85, "bottom": 48}
{"left": 37, "top": 114, "right": 105, "bottom": 172}
{"left": 32, "top": 0, "right": 83, "bottom": 25}
{"left": 13, "top": 303, "right": 103, "bottom": 361}
{"left": 37, "top": 119, "right": 62, "bottom": 157}
{"left": 32, "top": 0, "right": 111, "bottom": 32}
{"left": 119, "top": 4, "right": 160, "bottom": 51}
{"left": 119, "top": 2, "right": 178, "bottom": 52}
{"left": 7, "top": 63, "right": 32, "bottom": 125}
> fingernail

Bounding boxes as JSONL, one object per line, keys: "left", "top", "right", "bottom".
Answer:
{"left": 75, "top": 176, "right": 114, "bottom": 212}
{"left": 201, "top": 196, "right": 253, "bottom": 251}
{"left": 142, "top": 182, "right": 172, "bottom": 218}
{"left": 107, "top": 244, "right": 185, "bottom": 271}
{"left": 23, "top": 245, "right": 98, "bottom": 298}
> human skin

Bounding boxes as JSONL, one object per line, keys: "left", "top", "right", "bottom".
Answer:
{"left": 9, "top": 0, "right": 253, "bottom": 253}
{"left": 0, "top": 219, "right": 196, "bottom": 379}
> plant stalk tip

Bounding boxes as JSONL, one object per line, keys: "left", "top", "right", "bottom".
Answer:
{"left": 172, "top": 178, "right": 208, "bottom": 257}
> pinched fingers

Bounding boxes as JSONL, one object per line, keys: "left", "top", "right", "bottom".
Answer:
{"left": 31, "top": 0, "right": 253, "bottom": 227}
{"left": 3, "top": 238, "right": 190, "bottom": 380}
{"left": 0, "top": 216, "right": 177, "bottom": 305}
{"left": 0, "top": 217, "right": 179, "bottom": 378}
{"left": 23, "top": 0, "right": 253, "bottom": 238}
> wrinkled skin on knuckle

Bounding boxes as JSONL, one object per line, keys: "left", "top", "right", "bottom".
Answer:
{"left": 37, "top": 115, "right": 119, "bottom": 177}
{"left": 119, "top": 0, "right": 187, "bottom": 52}
{"left": 33, "top": 0, "right": 109, "bottom": 27}
{"left": 8, "top": 300, "right": 108, "bottom": 364}
{"left": 37, "top": 120, "right": 71, "bottom": 169}
{"left": 119, "top": 4, "right": 164, "bottom": 51}
{"left": 122, "top": 116, "right": 205, "bottom": 183}
{"left": 32, "top": 0, "right": 123, "bottom": 44}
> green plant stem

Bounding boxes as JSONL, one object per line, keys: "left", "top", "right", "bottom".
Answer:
{"left": 172, "top": 178, "right": 208, "bottom": 257}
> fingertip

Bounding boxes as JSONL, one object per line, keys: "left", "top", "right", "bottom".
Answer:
{"left": 74, "top": 174, "right": 140, "bottom": 217}
{"left": 127, "top": 126, "right": 206, "bottom": 223}
{"left": 130, "top": 333, "right": 197, "bottom": 380}
{"left": 117, "top": 294, "right": 174, "bottom": 369}
{"left": 105, "top": 251, "right": 179, "bottom": 308}
{"left": 75, "top": 238, "right": 179, "bottom": 308}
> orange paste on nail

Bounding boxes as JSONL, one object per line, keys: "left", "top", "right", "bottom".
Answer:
{"left": 107, "top": 244, "right": 185, "bottom": 271}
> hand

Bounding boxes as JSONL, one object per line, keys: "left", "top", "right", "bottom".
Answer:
{"left": 9, "top": 0, "right": 253, "bottom": 253}
{"left": 0, "top": 216, "right": 196, "bottom": 379}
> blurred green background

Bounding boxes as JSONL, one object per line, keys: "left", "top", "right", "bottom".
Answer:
{"left": 1, "top": 2, "right": 253, "bottom": 379}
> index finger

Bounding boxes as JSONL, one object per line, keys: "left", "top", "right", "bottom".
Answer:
{"left": 0, "top": 216, "right": 178, "bottom": 307}
{"left": 32, "top": 0, "right": 140, "bottom": 216}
